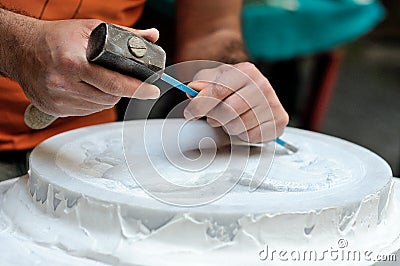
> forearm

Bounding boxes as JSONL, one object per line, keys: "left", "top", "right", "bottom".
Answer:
{"left": 175, "top": 0, "right": 249, "bottom": 63}
{"left": 0, "top": 8, "right": 40, "bottom": 79}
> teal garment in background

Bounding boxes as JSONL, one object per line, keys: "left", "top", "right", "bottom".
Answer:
{"left": 242, "top": 0, "right": 385, "bottom": 61}
{"left": 146, "top": 0, "right": 385, "bottom": 61}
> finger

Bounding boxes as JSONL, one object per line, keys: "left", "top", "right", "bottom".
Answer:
{"left": 189, "top": 68, "right": 221, "bottom": 88}
{"left": 81, "top": 63, "right": 160, "bottom": 99}
{"left": 58, "top": 106, "right": 114, "bottom": 117}
{"left": 205, "top": 99, "right": 242, "bottom": 127}
{"left": 186, "top": 81, "right": 208, "bottom": 93}
{"left": 51, "top": 98, "right": 114, "bottom": 117}
{"left": 68, "top": 82, "right": 121, "bottom": 105}
{"left": 184, "top": 95, "right": 221, "bottom": 120}
{"left": 237, "top": 121, "right": 278, "bottom": 143}
{"left": 218, "top": 106, "right": 273, "bottom": 135}
{"left": 185, "top": 65, "right": 252, "bottom": 118}
{"left": 118, "top": 26, "right": 160, "bottom": 43}
{"left": 205, "top": 84, "right": 268, "bottom": 126}
{"left": 184, "top": 80, "right": 236, "bottom": 119}
{"left": 131, "top": 28, "right": 159, "bottom": 43}
{"left": 84, "top": 21, "right": 159, "bottom": 43}
{"left": 194, "top": 65, "right": 249, "bottom": 99}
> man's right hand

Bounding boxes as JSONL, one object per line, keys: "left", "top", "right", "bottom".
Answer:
{"left": 0, "top": 9, "right": 160, "bottom": 117}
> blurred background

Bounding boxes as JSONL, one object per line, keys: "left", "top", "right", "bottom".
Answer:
{"left": 125, "top": 0, "right": 399, "bottom": 176}
{"left": 321, "top": 0, "right": 400, "bottom": 176}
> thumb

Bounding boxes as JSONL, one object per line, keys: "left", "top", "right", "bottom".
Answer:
{"left": 185, "top": 81, "right": 209, "bottom": 98}
{"left": 187, "top": 81, "right": 209, "bottom": 92}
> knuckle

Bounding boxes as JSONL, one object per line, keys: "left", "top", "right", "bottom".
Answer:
{"left": 220, "top": 101, "right": 235, "bottom": 114}
{"left": 186, "top": 102, "right": 201, "bottom": 117}
{"left": 193, "top": 68, "right": 214, "bottom": 81}
{"left": 249, "top": 132, "right": 262, "bottom": 143}
{"left": 237, "top": 62, "right": 256, "bottom": 72}
{"left": 255, "top": 79, "right": 273, "bottom": 97}
{"left": 268, "top": 99, "right": 284, "bottom": 110}
{"left": 194, "top": 68, "right": 207, "bottom": 78}
{"left": 238, "top": 130, "right": 252, "bottom": 142}
{"left": 45, "top": 73, "right": 65, "bottom": 91}
{"left": 210, "top": 83, "right": 230, "bottom": 99}
{"left": 260, "top": 81, "right": 273, "bottom": 94}
{"left": 253, "top": 111, "right": 266, "bottom": 125}
{"left": 104, "top": 78, "right": 127, "bottom": 96}
{"left": 59, "top": 54, "right": 80, "bottom": 72}
{"left": 228, "top": 120, "right": 245, "bottom": 135}
{"left": 109, "top": 95, "right": 121, "bottom": 105}
{"left": 206, "top": 117, "right": 221, "bottom": 127}
{"left": 275, "top": 111, "right": 289, "bottom": 129}
{"left": 211, "top": 104, "right": 237, "bottom": 124}
{"left": 225, "top": 95, "right": 249, "bottom": 114}
{"left": 195, "top": 96, "right": 220, "bottom": 115}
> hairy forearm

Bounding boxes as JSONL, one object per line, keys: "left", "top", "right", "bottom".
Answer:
{"left": 175, "top": 0, "right": 249, "bottom": 63}
{"left": 0, "top": 8, "right": 40, "bottom": 79}
{"left": 176, "top": 0, "right": 243, "bottom": 36}
{"left": 175, "top": 31, "right": 249, "bottom": 64}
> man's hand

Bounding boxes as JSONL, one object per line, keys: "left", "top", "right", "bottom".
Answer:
{"left": 184, "top": 62, "right": 289, "bottom": 143}
{"left": 0, "top": 9, "right": 160, "bottom": 117}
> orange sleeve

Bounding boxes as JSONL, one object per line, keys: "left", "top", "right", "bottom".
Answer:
{"left": 0, "top": 77, "right": 117, "bottom": 151}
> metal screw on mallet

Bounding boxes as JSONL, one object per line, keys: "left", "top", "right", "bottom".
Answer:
{"left": 128, "top": 36, "right": 147, "bottom": 58}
